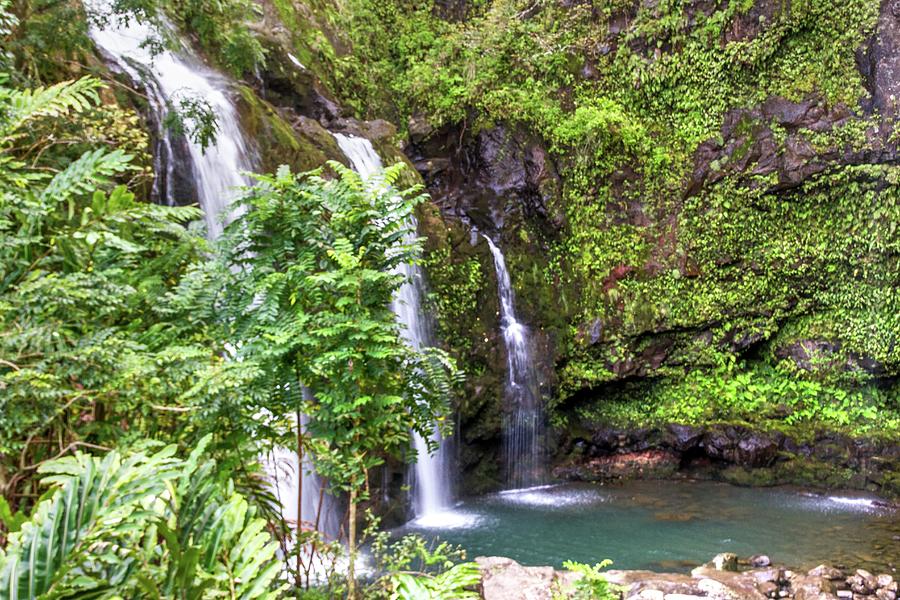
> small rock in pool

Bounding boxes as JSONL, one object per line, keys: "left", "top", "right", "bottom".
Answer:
{"left": 750, "top": 554, "right": 772, "bottom": 567}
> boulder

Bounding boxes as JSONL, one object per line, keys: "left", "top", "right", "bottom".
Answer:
{"left": 476, "top": 556, "right": 556, "bottom": 600}
{"left": 605, "top": 570, "right": 700, "bottom": 597}
{"left": 791, "top": 574, "right": 837, "bottom": 600}
{"left": 698, "top": 577, "right": 745, "bottom": 599}
{"left": 691, "top": 566, "right": 768, "bottom": 599}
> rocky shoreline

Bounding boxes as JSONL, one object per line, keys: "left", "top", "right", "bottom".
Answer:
{"left": 477, "top": 554, "right": 899, "bottom": 600}
{"left": 556, "top": 424, "right": 900, "bottom": 499}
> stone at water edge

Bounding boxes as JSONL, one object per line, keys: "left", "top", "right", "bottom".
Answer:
{"left": 789, "top": 574, "right": 837, "bottom": 600}
{"left": 712, "top": 553, "right": 740, "bottom": 572}
{"left": 750, "top": 555, "right": 773, "bottom": 568}
{"left": 750, "top": 567, "right": 783, "bottom": 585}
{"left": 758, "top": 580, "right": 779, "bottom": 597}
{"left": 808, "top": 565, "right": 846, "bottom": 580}
{"left": 698, "top": 577, "right": 745, "bottom": 599}
{"left": 875, "top": 589, "right": 898, "bottom": 600}
{"left": 848, "top": 569, "right": 879, "bottom": 594}
{"left": 475, "top": 556, "right": 558, "bottom": 600}
{"left": 690, "top": 566, "right": 768, "bottom": 599}
{"left": 876, "top": 574, "right": 895, "bottom": 589}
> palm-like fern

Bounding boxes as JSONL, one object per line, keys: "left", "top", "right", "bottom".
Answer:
{"left": 0, "top": 439, "right": 284, "bottom": 600}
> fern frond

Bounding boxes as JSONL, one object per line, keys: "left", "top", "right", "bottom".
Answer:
{"left": 1, "top": 77, "right": 102, "bottom": 139}
{"left": 40, "top": 149, "right": 133, "bottom": 203}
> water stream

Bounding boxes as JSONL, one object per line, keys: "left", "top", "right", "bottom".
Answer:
{"left": 483, "top": 236, "right": 546, "bottom": 488}
{"left": 333, "top": 133, "right": 456, "bottom": 524}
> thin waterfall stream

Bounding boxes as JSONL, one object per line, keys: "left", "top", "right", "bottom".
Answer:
{"left": 333, "top": 133, "right": 459, "bottom": 525}
{"left": 483, "top": 235, "right": 546, "bottom": 488}
{"left": 86, "top": 1, "right": 338, "bottom": 544}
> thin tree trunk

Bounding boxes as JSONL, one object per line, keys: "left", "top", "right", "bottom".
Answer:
{"left": 347, "top": 486, "right": 357, "bottom": 600}
{"left": 296, "top": 409, "right": 304, "bottom": 584}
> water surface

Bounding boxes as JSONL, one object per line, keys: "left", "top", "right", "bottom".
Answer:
{"left": 401, "top": 480, "right": 898, "bottom": 573}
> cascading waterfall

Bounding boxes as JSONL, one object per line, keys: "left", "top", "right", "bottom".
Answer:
{"left": 86, "top": 2, "right": 251, "bottom": 238}
{"left": 333, "top": 133, "right": 455, "bottom": 523}
{"left": 483, "top": 235, "right": 546, "bottom": 488}
{"left": 86, "top": 2, "right": 338, "bottom": 542}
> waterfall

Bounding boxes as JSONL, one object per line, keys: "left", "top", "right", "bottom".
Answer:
{"left": 268, "top": 411, "right": 341, "bottom": 541}
{"left": 86, "top": 1, "right": 338, "bottom": 546}
{"left": 483, "top": 235, "right": 546, "bottom": 488}
{"left": 333, "top": 133, "right": 454, "bottom": 523}
{"left": 85, "top": 1, "right": 251, "bottom": 238}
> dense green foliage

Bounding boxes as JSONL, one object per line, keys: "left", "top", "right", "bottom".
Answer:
{"left": 272, "top": 0, "right": 900, "bottom": 440}
{"left": 0, "top": 14, "right": 461, "bottom": 594}
{"left": 217, "top": 164, "right": 457, "bottom": 494}
{"left": 0, "top": 72, "right": 224, "bottom": 505}
{"left": 556, "top": 560, "right": 617, "bottom": 600}
{"left": 2, "top": 0, "right": 900, "bottom": 594}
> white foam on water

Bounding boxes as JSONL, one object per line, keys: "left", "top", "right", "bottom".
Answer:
{"left": 497, "top": 484, "right": 605, "bottom": 508}
{"left": 826, "top": 496, "right": 882, "bottom": 510}
{"left": 409, "top": 509, "right": 481, "bottom": 530}
{"left": 287, "top": 53, "right": 307, "bottom": 71}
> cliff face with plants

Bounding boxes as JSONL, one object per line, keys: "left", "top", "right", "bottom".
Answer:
{"left": 12, "top": 0, "right": 898, "bottom": 496}
{"left": 264, "top": 0, "right": 900, "bottom": 494}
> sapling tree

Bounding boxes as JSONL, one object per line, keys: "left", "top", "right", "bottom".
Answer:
{"left": 217, "top": 163, "right": 458, "bottom": 596}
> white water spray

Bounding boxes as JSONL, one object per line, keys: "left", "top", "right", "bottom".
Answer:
{"left": 333, "top": 133, "right": 457, "bottom": 524}
{"left": 483, "top": 235, "right": 546, "bottom": 488}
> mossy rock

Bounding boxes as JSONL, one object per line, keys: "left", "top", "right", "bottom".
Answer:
{"left": 235, "top": 84, "right": 343, "bottom": 173}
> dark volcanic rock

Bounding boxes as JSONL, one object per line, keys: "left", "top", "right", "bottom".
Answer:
{"left": 407, "top": 123, "right": 564, "bottom": 235}
{"left": 558, "top": 423, "right": 900, "bottom": 496}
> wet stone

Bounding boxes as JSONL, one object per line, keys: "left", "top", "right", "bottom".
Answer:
{"left": 810, "top": 565, "right": 847, "bottom": 580}
{"left": 751, "top": 555, "right": 773, "bottom": 567}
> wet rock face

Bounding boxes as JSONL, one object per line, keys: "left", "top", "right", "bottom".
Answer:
{"left": 152, "top": 126, "right": 198, "bottom": 207}
{"left": 860, "top": 0, "right": 900, "bottom": 117}
{"left": 687, "top": 95, "right": 879, "bottom": 197}
{"left": 556, "top": 423, "right": 900, "bottom": 496}
{"left": 407, "top": 123, "right": 564, "bottom": 235}
{"left": 690, "top": 0, "right": 900, "bottom": 200}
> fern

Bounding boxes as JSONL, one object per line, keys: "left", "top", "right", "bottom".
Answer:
{"left": 0, "top": 440, "right": 283, "bottom": 600}
{"left": 40, "top": 149, "right": 133, "bottom": 203}
{"left": 0, "top": 77, "right": 102, "bottom": 140}
{"left": 0, "top": 446, "right": 182, "bottom": 599}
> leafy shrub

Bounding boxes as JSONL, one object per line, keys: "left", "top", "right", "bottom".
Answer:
{"left": 558, "top": 560, "right": 619, "bottom": 600}
{"left": 0, "top": 436, "right": 283, "bottom": 599}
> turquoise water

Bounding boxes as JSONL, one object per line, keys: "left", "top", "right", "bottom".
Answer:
{"left": 401, "top": 480, "right": 899, "bottom": 572}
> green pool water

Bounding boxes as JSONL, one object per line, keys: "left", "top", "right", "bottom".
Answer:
{"left": 400, "top": 480, "right": 899, "bottom": 573}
